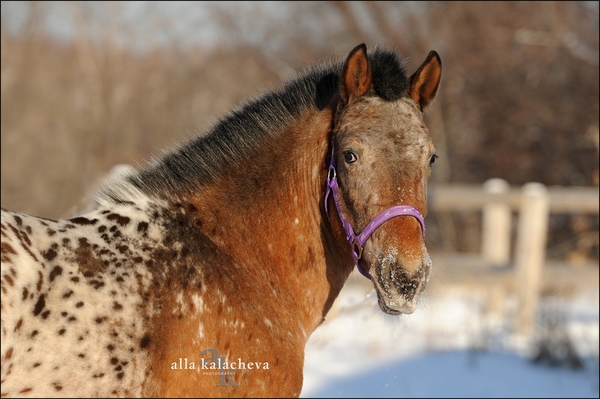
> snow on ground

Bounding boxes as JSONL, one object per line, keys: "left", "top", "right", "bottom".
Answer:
{"left": 300, "top": 271, "right": 599, "bottom": 398}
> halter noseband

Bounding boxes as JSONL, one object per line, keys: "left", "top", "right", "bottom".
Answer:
{"left": 324, "top": 146, "right": 426, "bottom": 279}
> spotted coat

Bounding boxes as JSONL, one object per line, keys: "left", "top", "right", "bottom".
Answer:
{"left": 1, "top": 194, "right": 174, "bottom": 397}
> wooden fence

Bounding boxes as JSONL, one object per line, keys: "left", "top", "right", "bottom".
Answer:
{"left": 428, "top": 178, "right": 599, "bottom": 334}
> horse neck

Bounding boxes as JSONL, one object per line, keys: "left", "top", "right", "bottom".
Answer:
{"left": 185, "top": 108, "right": 353, "bottom": 337}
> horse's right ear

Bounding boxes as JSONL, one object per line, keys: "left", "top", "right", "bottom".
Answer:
{"left": 340, "top": 43, "right": 372, "bottom": 106}
{"left": 409, "top": 51, "right": 442, "bottom": 111}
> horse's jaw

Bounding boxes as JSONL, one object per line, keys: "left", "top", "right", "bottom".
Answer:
{"left": 367, "top": 251, "right": 432, "bottom": 315}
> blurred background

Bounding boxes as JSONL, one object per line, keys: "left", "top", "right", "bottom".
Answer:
{"left": 1, "top": 1, "right": 598, "bottom": 397}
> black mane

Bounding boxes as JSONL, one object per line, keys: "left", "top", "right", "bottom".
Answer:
{"left": 110, "top": 47, "right": 409, "bottom": 201}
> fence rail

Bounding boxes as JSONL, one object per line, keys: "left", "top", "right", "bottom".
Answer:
{"left": 429, "top": 182, "right": 599, "bottom": 214}
{"left": 428, "top": 179, "right": 599, "bottom": 334}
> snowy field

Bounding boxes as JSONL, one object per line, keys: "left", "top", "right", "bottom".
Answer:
{"left": 301, "top": 271, "right": 599, "bottom": 398}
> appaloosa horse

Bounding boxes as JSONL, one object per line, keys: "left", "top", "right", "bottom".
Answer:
{"left": 1, "top": 43, "right": 441, "bottom": 397}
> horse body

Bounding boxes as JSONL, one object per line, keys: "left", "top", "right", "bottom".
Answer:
{"left": 1, "top": 44, "right": 441, "bottom": 397}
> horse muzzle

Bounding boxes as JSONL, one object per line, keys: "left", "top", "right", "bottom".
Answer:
{"left": 369, "top": 250, "right": 432, "bottom": 315}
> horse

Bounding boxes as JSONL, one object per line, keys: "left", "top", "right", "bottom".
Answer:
{"left": 0, "top": 43, "right": 441, "bottom": 398}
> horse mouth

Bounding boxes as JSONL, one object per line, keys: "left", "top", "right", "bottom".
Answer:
{"left": 369, "top": 255, "right": 432, "bottom": 315}
{"left": 376, "top": 294, "right": 404, "bottom": 315}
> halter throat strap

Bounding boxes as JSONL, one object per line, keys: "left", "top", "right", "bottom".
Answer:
{"left": 324, "top": 146, "right": 426, "bottom": 279}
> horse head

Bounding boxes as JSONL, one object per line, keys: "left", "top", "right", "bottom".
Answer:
{"left": 328, "top": 43, "right": 442, "bottom": 315}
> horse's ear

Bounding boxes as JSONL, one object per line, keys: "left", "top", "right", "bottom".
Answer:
{"left": 340, "top": 43, "right": 372, "bottom": 106}
{"left": 409, "top": 51, "right": 442, "bottom": 111}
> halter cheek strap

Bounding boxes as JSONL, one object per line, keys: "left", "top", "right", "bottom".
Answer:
{"left": 324, "top": 146, "right": 426, "bottom": 279}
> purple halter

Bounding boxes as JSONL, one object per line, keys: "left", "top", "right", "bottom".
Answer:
{"left": 324, "top": 146, "right": 426, "bottom": 279}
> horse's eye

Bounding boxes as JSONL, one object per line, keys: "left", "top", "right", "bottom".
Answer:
{"left": 429, "top": 154, "right": 438, "bottom": 167}
{"left": 344, "top": 151, "right": 358, "bottom": 164}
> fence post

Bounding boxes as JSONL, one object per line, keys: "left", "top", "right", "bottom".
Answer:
{"left": 481, "top": 178, "right": 511, "bottom": 267}
{"left": 514, "top": 182, "right": 549, "bottom": 335}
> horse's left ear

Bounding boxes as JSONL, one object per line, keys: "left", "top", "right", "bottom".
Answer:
{"left": 340, "top": 43, "right": 372, "bottom": 106}
{"left": 409, "top": 51, "right": 442, "bottom": 111}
